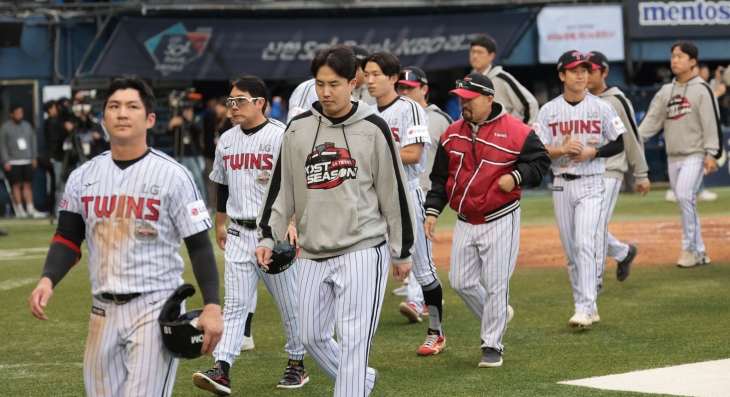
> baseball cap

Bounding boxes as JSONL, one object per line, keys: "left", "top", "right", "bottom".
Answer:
{"left": 449, "top": 73, "right": 495, "bottom": 99}
{"left": 557, "top": 50, "right": 599, "bottom": 71}
{"left": 350, "top": 46, "right": 370, "bottom": 61}
{"left": 585, "top": 51, "right": 609, "bottom": 71}
{"left": 398, "top": 66, "right": 428, "bottom": 87}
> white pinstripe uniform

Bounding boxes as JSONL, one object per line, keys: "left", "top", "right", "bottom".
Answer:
{"left": 209, "top": 119, "right": 306, "bottom": 366}
{"left": 58, "top": 149, "right": 212, "bottom": 397}
{"left": 288, "top": 79, "right": 319, "bottom": 123}
{"left": 534, "top": 94, "right": 625, "bottom": 315}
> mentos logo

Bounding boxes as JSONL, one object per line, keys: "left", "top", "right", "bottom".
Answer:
{"left": 639, "top": 0, "right": 730, "bottom": 26}
{"left": 144, "top": 23, "right": 212, "bottom": 75}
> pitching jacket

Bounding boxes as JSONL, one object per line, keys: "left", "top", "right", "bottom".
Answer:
{"left": 424, "top": 102, "right": 550, "bottom": 225}
{"left": 258, "top": 101, "right": 416, "bottom": 263}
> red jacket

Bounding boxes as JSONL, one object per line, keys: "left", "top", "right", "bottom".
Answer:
{"left": 425, "top": 103, "right": 550, "bottom": 225}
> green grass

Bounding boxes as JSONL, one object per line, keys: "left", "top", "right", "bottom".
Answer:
{"left": 1, "top": 189, "right": 729, "bottom": 396}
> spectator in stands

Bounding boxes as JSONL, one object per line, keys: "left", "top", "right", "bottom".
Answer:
{"left": 1, "top": 104, "right": 42, "bottom": 218}
{"left": 202, "top": 96, "right": 231, "bottom": 210}
{"left": 168, "top": 105, "right": 206, "bottom": 204}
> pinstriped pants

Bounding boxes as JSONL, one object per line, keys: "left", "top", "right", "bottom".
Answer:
{"left": 553, "top": 175, "right": 604, "bottom": 315}
{"left": 406, "top": 186, "right": 439, "bottom": 309}
{"left": 668, "top": 157, "right": 706, "bottom": 252}
{"left": 449, "top": 209, "right": 520, "bottom": 354}
{"left": 298, "top": 244, "right": 388, "bottom": 397}
{"left": 597, "top": 177, "right": 628, "bottom": 287}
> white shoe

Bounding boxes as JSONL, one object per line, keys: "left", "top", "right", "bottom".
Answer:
{"left": 590, "top": 312, "right": 600, "bottom": 323}
{"left": 696, "top": 190, "right": 717, "bottom": 202}
{"left": 392, "top": 285, "right": 408, "bottom": 296}
{"left": 507, "top": 305, "right": 514, "bottom": 324}
{"left": 16, "top": 210, "right": 27, "bottom": 218}
{"left": 665, "top": 190, "right": 677, "bottom": 202}
{"left": 677, "top": 250, "right": 702, "bottom": 268}
{"left": 569, "top": 312, "right": 593, "bottom": 328}
{"left": 698, "top": 251, "right": 711, "bottom": 265}
{"left": 30, "top": 211, "right": 46, "bottom": 219}
{"left": 241, "top": 335, "right": 255, "bottom": 351}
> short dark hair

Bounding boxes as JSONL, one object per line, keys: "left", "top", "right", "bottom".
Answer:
{"left": 671, "top": 41, "right": 698, "bottom": 61}
{"left": 9, "top": 103, "right": 22, "bottom": 113}
{"left": 104, "top": 76, "right": 155, "bottom": 115}
{"left": 471, "top": 34, "right": 498, "bottom": 54}
{"left": 229, "top": 74, "right": 268, "bottom": 114}
{"left": 697, "top": 62, "right": 709, "bottom": 70}
{"left": 43, "top": 100, "right": 56, "bottom": 113}
{"left": 310, "top": 45, "right": 357, "bottom": 81}
{"left": 218, "top": 95, "right": 228, "bottom": 106}
{"left": 361, "top": 52, "right": 401, "bottom": 78}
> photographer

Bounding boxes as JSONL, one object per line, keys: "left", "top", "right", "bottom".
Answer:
{"left": 168, "top": 105, "right": 206, "bottom": 204}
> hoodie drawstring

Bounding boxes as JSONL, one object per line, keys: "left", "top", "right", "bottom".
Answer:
{"left": 310, "top": 116, "right": 323, "bottom": 153}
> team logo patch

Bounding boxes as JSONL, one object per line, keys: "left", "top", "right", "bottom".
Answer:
{"left": 305, "top": 142, "right": 358, "bottom": 189}
{"left": 406, "top": 125, "right": 430, "bottom": 140}
{"left": 58, "top": 198, "right": 68, "bottom": 211}
{"left": 586, "top": 136, "right": 600, "bottom": 147}
{"left": 257, "top": 171, "right": 271, "bottom": 186}
{"left": 227, "top": 228, "right": 240, "bottom": 237}
{"left": 144, "top": 22, "right": 212, "bottom": 76}
{"left": 666, "top": 95, "right": 692, "bottom": 120}
{"left": 186, "top": 200, "right": 210, "bottom": 223}
{"left": 135, "top": 222, "right": 159, "bottom": 242}
{"left": 552, "top": 186, "right": 564, "bottom": 191}
{"left": 91, "top": 306, "right": 105, "bottom": 317}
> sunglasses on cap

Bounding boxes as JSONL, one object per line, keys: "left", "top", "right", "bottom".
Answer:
{"left": 399, "top": 71, "right": 428, "bottom": 85}
{"left": 455, "top": 79, "right": 494, "bottom": 95}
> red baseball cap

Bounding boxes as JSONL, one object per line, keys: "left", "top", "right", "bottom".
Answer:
{"left": 449, "top": 73, "right": 495, "bottom": 99}
{"left": 557, "top": 50, "right": 599, "bottom": 71}
{"left": 398, "top": 66, "right": 428, "bottom": 87}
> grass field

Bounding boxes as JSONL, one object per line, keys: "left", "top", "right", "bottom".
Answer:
{"left": 1, "top": 188, "right": 729, "bottom": 396}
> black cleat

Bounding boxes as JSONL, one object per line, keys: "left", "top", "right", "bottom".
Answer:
{"left": 617, "top": 245, "right": 637, "bottom": 282}
{"left": 277, "top": 360, "right": 310, "bottom": 389}
{"left": 193, "top": 364, "right": 231, "bottom": 396}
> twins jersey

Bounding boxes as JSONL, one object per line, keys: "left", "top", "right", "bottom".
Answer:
{"left": 372, "top": 96, "right": 430, "bottom": 183}
{"left": 209, "top": 119, "right": 285, "bottom": 219}
{"left": 59, "top": 149, "right": 212, "bottom": 295}
{"left": 533, "top": 93, "right": 625, "bottom": 176}
{"left": 288, "top": 79, "right": 319, "bottom": 123}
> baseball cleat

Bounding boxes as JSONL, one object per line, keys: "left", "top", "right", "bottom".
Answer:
{"left": 478, "top": 347, "right": 503, "bottom": 368}
{"left": 665, "top": 189, "right": 677, "bottom": 202}
{"left": 240, "top": 335, "right": 255, "bottom": 351}
{"left": 392, "top": 285, "right": 408, "bottom": 296}
{"left": 677, "top": 250, "right": 702, "bottom": 268}
{"left": 193, "top": 364, "right": 231, "bottom": 396}
{"left": 277, "top": 360, "right": 309, "bottom": 389}
{"left": 507, "top": 305, "right": 514, "bottom": 324}
{"left": 367, "top": 367, "right": 379, "bottom": 394}
{"left": 617, "top": 245, "right": 637, "bottom": 281}
{"left": 590, "top": 311, "right": 600, "bottom": 323}
{"left": 399, "top": 302, "right": 422, "bottom": 323}
{"left": 569, "top": 312, "right": 593, "bottom": 328}
{"left": 422, "top": 304, "right": 429, "bottom": 316}
{"left": 696, "top": 189, "right": 717, "bottom": 202}
{"left": 417, "top": 329, "right": 446, "bottom": 356}
{"left": 698, "top": 251, "right": 711, "bottom": 265}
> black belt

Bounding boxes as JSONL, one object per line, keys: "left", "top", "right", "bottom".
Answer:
{"left": 101, "top": 293, "right": 141, "bottom": 305}
{"left": 232, "top": 219, "right": 257, "bottom": 230}
{"left": 558, "top": 174, "right": 582, "bottom": 181}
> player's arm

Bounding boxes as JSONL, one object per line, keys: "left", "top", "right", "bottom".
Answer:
{"left": 699, "top": 86, "right": 722, "bottom": 174}
{"left": 638, "top": 88, "right": 668, "bottom": 141}
{"left": 215, "top": 183, "right": 229, "bottom": 250}
{"left": 501, "top": 131, "right": 551, "bottom": 192}
{"left": 30, "top": 210, "right": 85, "bottom": 320}
{"left": 399, "top": 143, "right": 424, "bottom": 164}
{"left": 424, "top": 141, "right": 450, "bottom": 242}
{"left": 399, "top": 104, "right": 431, "bottom": 165}
{"left": 532, "top": 109, "right": 582, "bottom": 160}
{"left": 612, "top": 96, "right": 650, "bottom": 194}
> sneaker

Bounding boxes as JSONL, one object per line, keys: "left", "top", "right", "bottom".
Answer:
{"left": 399, "top": 302, "right": 422, "bottom": 323}
{"left": 617, "top": 245, "right": 637, "bottom": 281}
{"left": 416, "top": 329, "right": 446, "bottom": 356}
{"left": 422, "top": 304, "right": 429, "bottom": 316}
{"left": 665, "top": 189, "right": 677, "bottom": 202}
{"left": 277, "top": 360, "right": 310, "bottom": 389}
{"left": 193, "top": 364, "right": 231, "bottom": 396}
{"left": 677, "top": 250, "right": 701, "bottom": 268}
{"left": 697, "top": 190, "right": 717, "bottom": 202}
{"left": 478, "top": 347, "right": 503, "bottom": 368}
{"left": 507, "top": 305, "right": 514, "bottom": 324}
{"left": 590, "top": 311, "right": 600, "bottom": 323}
{"left": 392, "top": 285, "right": 408, "bottom": 296}
{"left": 241, "top": 335, "right": 254, "bottom": 352}
{"left": 698, "top": 251, "right": 711, "bottom": 265}
{"left": 569, "top": 312, "right": 592, "bottom": 328}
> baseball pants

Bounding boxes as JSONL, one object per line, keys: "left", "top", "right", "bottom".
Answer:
{"left": 553, "top": 175, "right": 604, "bottom": 315}
{"left": 449, "top": 209, "right": 520, "bottom": 354}
{"left": 668, "top": 157, "right": 706, "bottom": 252}
{"left": 298, "top": 244, "right": 388, "bottom": 397}
{"left": 213, "top": 224, "right": 305, "bottom": 366}
{"left": 84, "top": 290, "right": 178, "bottom": 397}
{"left": 596, "top": 177, "right": 631, "bottom": 287}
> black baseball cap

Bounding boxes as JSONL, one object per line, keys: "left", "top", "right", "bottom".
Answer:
{"left": 398, "top": 66, "right": 428, "bottom": 87}
{"left": 350, "top": 46, "right": 370, "bottom": 61}
{"left": 585, "top": 51, "right": 609, "bottom": 71}
{"left": 450, "top": 73, "right": 495, "bottom": 99}
{"left": 557, "top": 50, "right": 599, "bottom": 71}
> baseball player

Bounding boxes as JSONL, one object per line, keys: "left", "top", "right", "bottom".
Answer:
{"left": 193, "top": 74, "right": 308, "bottom": 395}
{"left": 287, "top": 46, "right": 374, "bottom": 122}
{"left": 425, "top": 73, "right": 550, "bottom": 367}
{"left": 28, "top": 76, "right": 223, "bottom": 397}
{"left": 585, "top": 51, "right": 650, "bottom": 290}
{"left": 639, "top": 41, "right": 721, "bottom": 268}
{"left": 534, "top": 51, "right": 626, "bottom": 327}
{"left": 396, "top": 65, "right": 452, "bottom": 321}
{"left": 257, "top": 45, "right": 415, "bottom": 397}
{"left": 363, "top": 52, "right": 447, "bottom": 355}
{"left": 470, "top": 34, "right": 539, "bottom": 125}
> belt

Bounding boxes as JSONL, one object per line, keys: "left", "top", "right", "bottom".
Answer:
{"left": 557, "top": 174, "right": 582, "bottom": 181}
{"left": 232, "top": 219, "right": 257, "bottom": 230}
{"left": 101, "top": 293, "right": 141, "bottom": 305}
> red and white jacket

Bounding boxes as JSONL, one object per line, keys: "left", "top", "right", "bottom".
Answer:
{"left": 424, "top": 102, "right": 550, "bottom": 225}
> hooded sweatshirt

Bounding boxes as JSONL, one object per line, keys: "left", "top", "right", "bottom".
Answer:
{"left": 475, "top": 65, "right": 539, "bottom": 125}
{"left": 0, "top": 119, "right": 37, "bottom": 163}
{"left": 598, "top": 87, "right": 649, "bottom": 183}
{"left": 639, "top": 76, "right": 722, "bottom": 163}
{"left": 258, "top": 101, "right": 416, "bottom": 264}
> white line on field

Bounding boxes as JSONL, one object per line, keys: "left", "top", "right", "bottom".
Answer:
{"left": 0, "top": 363, "right": 83, "bottom": 370}
{"left": 0, "top": 278, "right": 37, "bottom": 291}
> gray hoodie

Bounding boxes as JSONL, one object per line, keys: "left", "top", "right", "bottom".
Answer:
{"left": 598, "top": 87, "right": 649, "bottom": 184}
{"left": 0, "top": 119, "right": 37, "bottom": 163}
{"left": 639, "top": 76, "right": 722, "bottom": 163}
{"left": 475, "top": 65, "right": 539, "bottom": 125}
{"left": 257, "top": 101, "right": 416, "bottom": 264}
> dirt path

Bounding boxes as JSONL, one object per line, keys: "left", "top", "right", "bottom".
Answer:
{"left": 432, "top": 217, "right": 730, "bottom": 269}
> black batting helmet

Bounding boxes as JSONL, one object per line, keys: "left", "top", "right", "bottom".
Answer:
{"left": 260, "top": 240, "right": 297, "bottom": 275}
{"left": 158, "top": 284, "right": 204, "bottom": 360}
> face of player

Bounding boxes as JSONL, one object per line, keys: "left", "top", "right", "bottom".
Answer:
{"left": 315, "top": 65, "right": 357, "bottom": 118}
{"left": 228, "top": 87, "right": 265, "bottom": 129}
{"left": 699, "top": 66, "right": 710, "bottom": 81}
{"left": 459, "top": 94, "right": 493, "bottom": 123}
{"left": 9, "top": 107, "right": 23, "bottom": 123}
{"left": 355, "top": 66, "right": 366, "bottom": 89}
{"left": 397, "top": 84, "right": 428, "bottom": 103}
{"left": 670, "top": 46, "right": 695, "bottom": 76}
{"left": 559, "top": 66, "right": 588, "bottom": 94}
{"left": 102, "top": 88, "right": 155, "bottom": 144}
{"left": 586, "top": 68, "right": 608, "bottom": 92}
{"left": 469, "top": 45, "right": 495, "bottom": 72}
{"left": 364, "top": 62, "right": 398, "bottom": 99}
